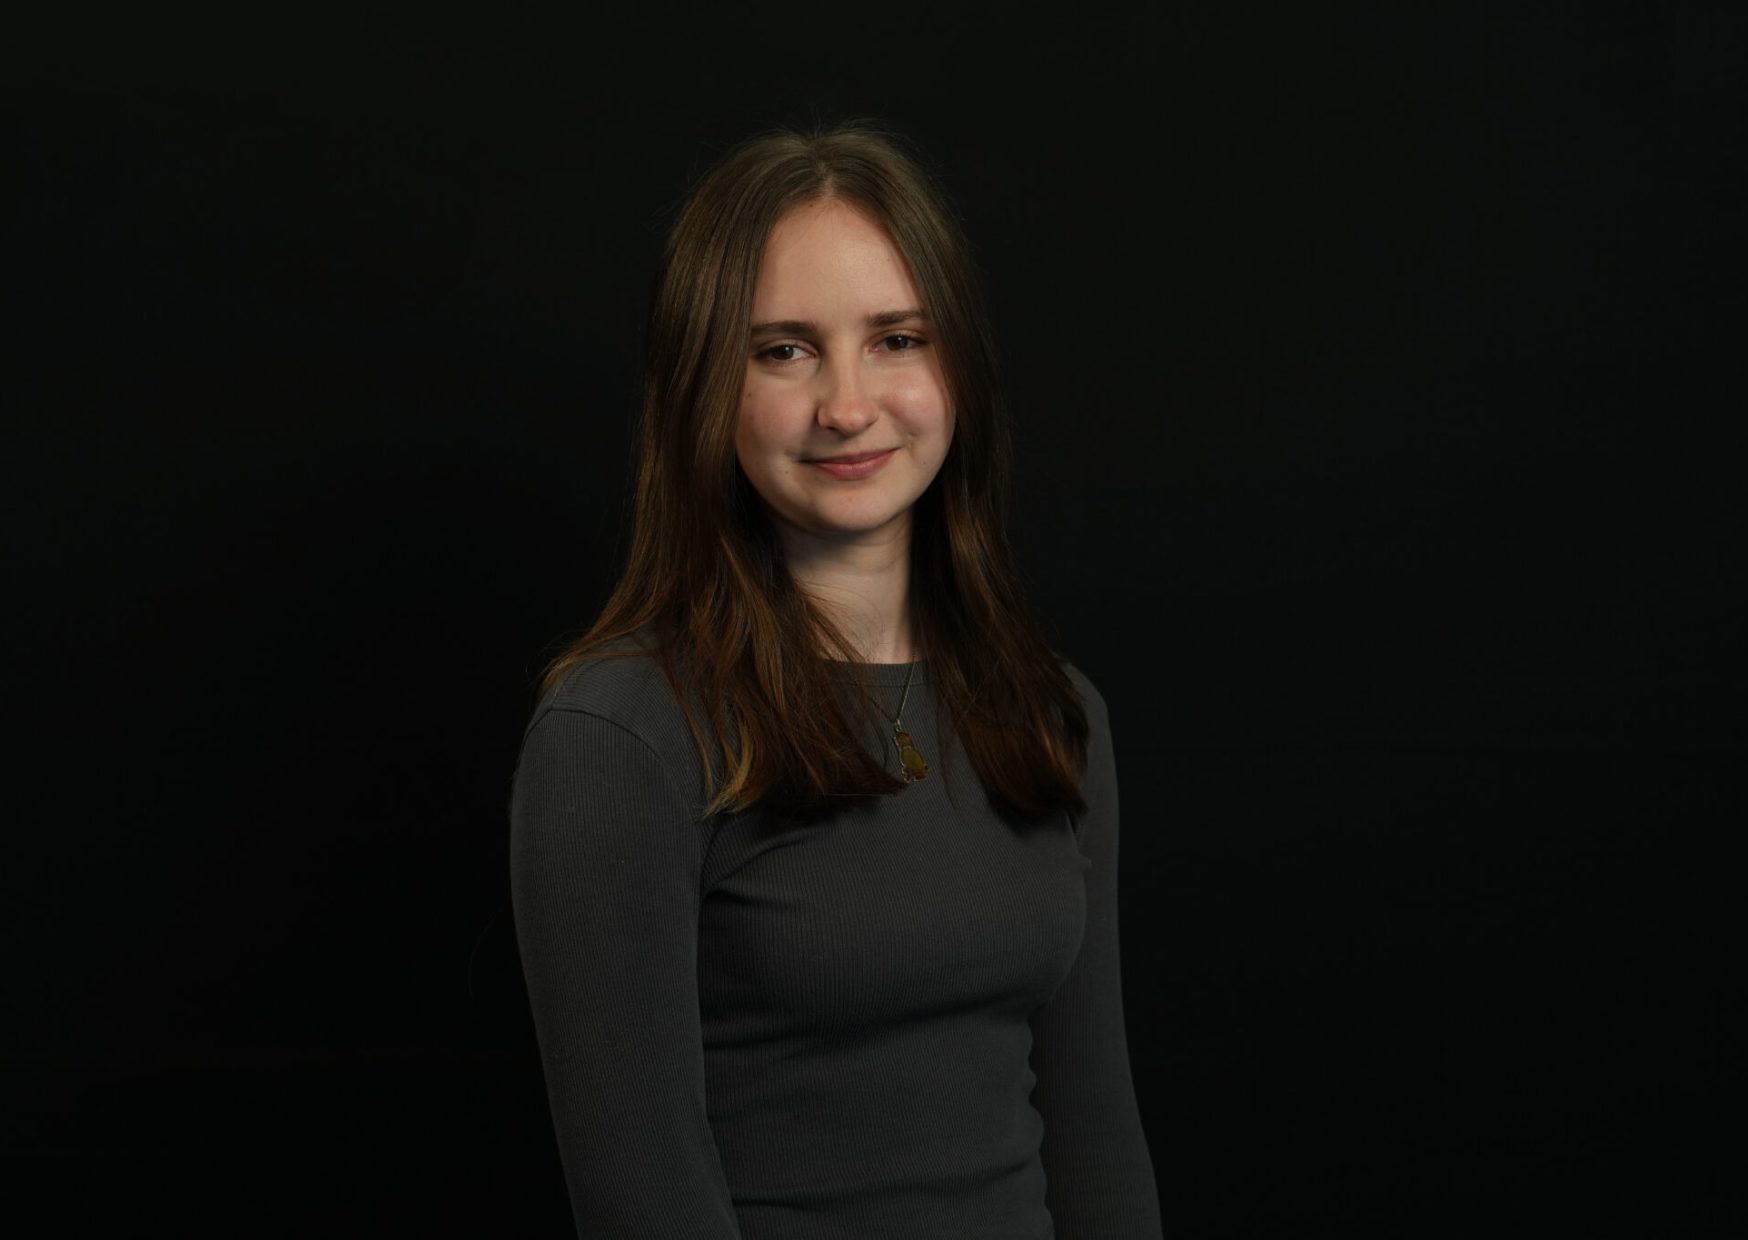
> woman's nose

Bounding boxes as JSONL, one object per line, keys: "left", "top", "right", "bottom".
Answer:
{"left": 815, "top": 361, "right": 878, "bottom": 433}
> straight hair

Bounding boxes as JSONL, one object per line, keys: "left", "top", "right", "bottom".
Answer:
{"left": 535, "top": 119, "right": 1090, "bottom": 819}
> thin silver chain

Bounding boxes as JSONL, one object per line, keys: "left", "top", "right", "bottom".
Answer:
{"left": 869, "top": 659, "right": 915, "bottom": 729}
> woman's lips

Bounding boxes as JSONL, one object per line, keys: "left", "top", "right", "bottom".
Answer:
{"left": 808, "top": 447, "right": 897, "bottom": 480}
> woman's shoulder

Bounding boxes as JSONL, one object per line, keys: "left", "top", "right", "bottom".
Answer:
{"left": 523, "top": 640, "right": 708, "bottom": 792}
{"left": 1057, "top": 655, "right": 1110, "bottom": 725}
{"left": 513, "top": 642, "right": 720, "bottom": 822}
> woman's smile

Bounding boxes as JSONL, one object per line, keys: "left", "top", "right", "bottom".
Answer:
{"left": 807, "top": 447, "right": 898, "bottom": 480}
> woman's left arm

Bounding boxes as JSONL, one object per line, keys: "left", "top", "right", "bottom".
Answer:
{"left": 1028, "top": 670, "right": 1164, "bottom": 1239}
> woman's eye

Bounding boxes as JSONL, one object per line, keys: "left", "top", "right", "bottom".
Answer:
{"left": 759, "top": 336, "right": 925, "bottom": 363}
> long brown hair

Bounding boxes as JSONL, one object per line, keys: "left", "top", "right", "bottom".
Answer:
{"left": 534, "top": 118, "right": 1090, "bottom": 820}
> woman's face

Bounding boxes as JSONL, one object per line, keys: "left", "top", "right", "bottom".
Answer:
{"left": 736, "top": 197, "right": 954, "bottom": 554}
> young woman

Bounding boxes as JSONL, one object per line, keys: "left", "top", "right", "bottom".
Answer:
{"left": 509, "top": 120, "right": 1162, "bottom": 1239}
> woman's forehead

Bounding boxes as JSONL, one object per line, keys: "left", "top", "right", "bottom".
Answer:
{"left": 754, "top": 199, "right": 921, "bottom": 321}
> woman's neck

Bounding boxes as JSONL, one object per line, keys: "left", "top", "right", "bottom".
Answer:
{"left": 778, "top": 516, "right": 917, "bottom": 664}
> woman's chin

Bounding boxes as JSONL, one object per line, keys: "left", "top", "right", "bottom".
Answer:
{"left": 776, "top": 503, "right": 915, "bottom": 544}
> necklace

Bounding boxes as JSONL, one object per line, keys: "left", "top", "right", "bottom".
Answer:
{"left": 871, "top": 659, "right": 929, "bottom": 783}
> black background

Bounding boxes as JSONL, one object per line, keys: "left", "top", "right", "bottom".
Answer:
{"left": 7, "top": 6, "right": 1741, "bottom": 1236}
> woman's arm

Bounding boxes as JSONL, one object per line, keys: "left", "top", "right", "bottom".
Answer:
{"left": 510, "top": 706, "right": 743, "bottom": 1239}
{"left": 1028, "top": 673, "right": 1165, "bottom": 1239}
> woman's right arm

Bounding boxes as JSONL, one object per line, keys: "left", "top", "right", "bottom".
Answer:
{"left": 509, "top": 706, "right": 743, "bottom": 1239}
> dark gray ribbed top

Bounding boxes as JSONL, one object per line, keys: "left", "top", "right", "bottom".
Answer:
{"left": 508, "top": 649, "right": 1162, "bottom": 1239}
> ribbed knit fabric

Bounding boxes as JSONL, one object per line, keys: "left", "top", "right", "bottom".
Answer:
{"left": 508, "top": 646, "right": 1162, "bottom": 1240}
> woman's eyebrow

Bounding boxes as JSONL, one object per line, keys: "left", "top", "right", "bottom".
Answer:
{"left": 749, "top": 308, "right": 929, "bottom": 338}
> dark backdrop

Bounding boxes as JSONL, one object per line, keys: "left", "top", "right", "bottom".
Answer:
{"left": 7, "top": 6, "right": 1739, "bottom": 1236}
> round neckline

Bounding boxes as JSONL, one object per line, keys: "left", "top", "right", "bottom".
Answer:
{"left": 825, "top": 658, "right": 929, "bottom": 686}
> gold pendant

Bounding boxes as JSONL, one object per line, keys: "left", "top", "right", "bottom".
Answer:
{"left": 894, "top": 726, "right": 929, "bottom": 781}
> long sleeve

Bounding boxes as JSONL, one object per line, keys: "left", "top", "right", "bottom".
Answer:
{"left": 509, "top": 706, "right": 743, "bottom": 1240}
{"left": 1028, "top": 679, "right": 1165, "bottom": 1238}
